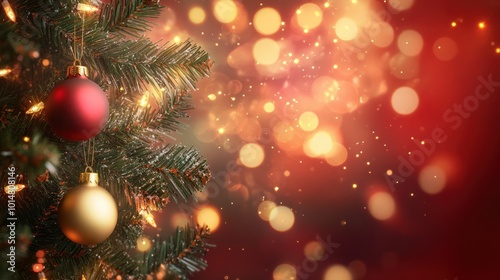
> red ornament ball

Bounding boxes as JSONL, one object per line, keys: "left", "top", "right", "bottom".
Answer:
{"left": 45, "top": 73, "right": 109, "bottom": 141}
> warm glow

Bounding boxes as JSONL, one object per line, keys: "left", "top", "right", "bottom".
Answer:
{"left": 2, "top": 0, "right": 16, "bottom": 22}
{"left": 4, "top": 184, "right": 25, "bottom": 193}
{"left": 368, "top": 192, "right": 396, "bottom": 221}
{"left": 196, "top": 206, "right": 221, "bottom": 232}
{"left": 76, "top": 3, "right": 99, "bottom": 12}
{"left": 254, "top": 7, "right": 281, "bottom": 35}
{"left": 312, "top": 76, "right": 338, "bottom": 103}
{"left": 0, "top": 68, "right": 11, "bottom": 76}
{"left": 253, "top": 38, "right": 280, "bottom": 65}
{"left": 139, "top": 91, "right": 149, "bottom": 107}
{"left": 388, "top": 0, "right": 414, "bottom": 11}
{"left": 239, "top": 143, "right": 265, "bottom": 168}
{"left": 32, "top": 263, "right": 44, "bottom": 273}
{"left": 451, "top": 21, "right": 457, "bottom": 27}
{"left": 496, "top": 48, "right": 500, "bottom": 54}
{"left": 269, "top": 206, "right": 295, "bottom": 232}
{"left": 273, "top": 264, "right": 296, "bottom": 280}
{"left": 208, "top": 93, "right": 217, "bottom": 101}
{"left": 170, "top": 212, "right": 190, "bottom": 228}
{"left": 324, "top": 265, "right": 352, "bottom": 280}
{"left": 188, "top": 6, "right": 206, "bottom": 24}
{"left": 419, "top": 164, "right": 447, "bottom": 195}
{"left": 391, "top": 87, "right": 419, "bottom": 115}
{"left": 325, "top": 142, "right": 348, "bottom": 166}
{"left": 304, "top": 131, "right": 333, "bottom": 157}
{"left": 25, "top": 101, "right": 45, "bottom": 114}
{"left": 304, "top": 241, "right": 325, "bottom": 260}
{"left": 140, "top": 209, "right": 157, "bottom": 228}
{"left": 136, "top": 236, "right": 152, "bottom": 252}
{"left": 433, "top": 37, "right": 458, "bottom": 61}
{"left": 264, "top": 102, "right": 275, "bottom": 113}
{"left": 478, "top": 22, "right": 485, "bottom": 29}
{"left": 296, "top": 3, "right": 323, "bottom": 30}
{"left": 298, "top": 111, "right": 319, "bottom": 131}
{"left": 335, "top": 17, "right": 358, "bottom": 41}
{"left": 213, "top": 0, "right": 237, "bottom": 24}
{"left": 397, "top": 30, "right": 424, "bottom": 57}
{"left": 258, "top": 200, "right": 277, "bottom": 221}
{"left": 370, "top": 22, "right": 394, "bottom": 48}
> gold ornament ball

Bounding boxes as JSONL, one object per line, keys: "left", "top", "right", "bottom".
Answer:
{"left": 58, "top": 173, "right": 118, "bottom": 245}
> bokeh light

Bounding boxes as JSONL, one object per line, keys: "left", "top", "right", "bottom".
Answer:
{"left": 311, "top": 76, "right": 338, "bottom": 103}
{"left": 325, "top": 142, "right": 348, "bottom": 166}
{"left": 304, "top": 241, "right": 325, "bottom": 260}
{"left": 136, "top": 236, "right": 152, "bottom": 252}
{"left": 273, "top": 264, "right": 296, "bottom": 280}
{"left": 254, "top": 7, "right": 281, "bottom": 35}
{"left": 419, "top": 164, "right": 447, "bottom": 194}
{"left": 325, "top": 81, "right": 360, "bottom": 114}
{"left": 390, "top": 53, "right": 420, "bottom": 80}
{"left": 370, "top": 22, "right": 395, "bottom": 48}
{"left": 196, "top": 206, "right": 221, "bottom": 232}
{"left": 258, "top": 200, "right": 277, "bottom": 221}
{"left": 433, "top": 37, "right": 459, "bottom": 61}
{"left": 170, "top": 212, "right": 190, "bottom": 228}
{"left": 324, "top": 264, "right": 352, "bottom": 280}
{"left": 368, "top": 192, "right": 396, "bottom": 221}
{"left": 397, "top": 30, "right": 424, "bottom": 57}
{"left": 298, "top": 111, "right": 319, "bottom": 131}
{"left": 335, "top": 18, "right": 358, "bottom": 41}
{"left": 296, "top": 3, "right": 323, "bottom": 30}
{"left": 391, "top": 86, "right": 419, "bottom": 115}
{"left": 269, "top": 206, "right": 295, "bottom": 232}
{"left": 304, "top": 131, "right": 334, "bottom": 157}
{"left": 348, "top": 260, "right": 367, "bottom": 279}
{"left": 253, "top": 38, "right": 280, "bottom": 65}
{"left": 213, "top": 0, "right": 237, "bottom": 23}
{"left": 264, "top": 101, "right": 275, "bottom": 113}
{"left": 239, "top": 143, "right": 265, "bottom": 168}
{"left": 389, "top": 0, "right": 415, "bottom": 11}
{"left": 188, "top": 6, "right": 206, "bottom": 24}
{"left": 32, "top": 263, "right": 44, "bottom": 273}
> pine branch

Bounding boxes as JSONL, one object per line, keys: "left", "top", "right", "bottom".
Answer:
{"left": 96, "top": 141, "right": 210, "bottom": 203}
{"left": 98, "top": 0, "right": 161, "bottom": 37}
{"left": 85, "top": 38, "right": 212, "bottom": 93}
{"left": 142, "top": 225, "right": 213, "bottom": 279}
{"left": 14, "top": 1, "right": 213, "bottom": 93}
{"left": 103, "top": 88, "right": 192, "bottom": 145}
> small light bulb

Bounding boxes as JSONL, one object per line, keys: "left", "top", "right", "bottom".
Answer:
{"left": 77, "top": 3, "right": 99, "bottom": 12}
{"left": 2, "top": 0, "right": 16, "bottom": 22}
{"left": 26, "top": 102, "right": 45, "bottom": 114}
{"left": 139, "top": 91, "right": 149, "bottom": 107}
{"left": 0, "top": 68, "right": 11, "bottom": 76}
{"left": 4, "top": 184, "right": 26, "bottom": 193}
{"left": 140, "top": 209, "right": 157, "bottom": 228}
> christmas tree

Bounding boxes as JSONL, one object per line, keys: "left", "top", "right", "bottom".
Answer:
{"left": 0, "top": 0, "right": 213, "bottom": 279}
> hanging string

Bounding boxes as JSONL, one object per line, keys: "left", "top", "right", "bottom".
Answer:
{"left": 72, "top": 9, "right": 85, "bottom": 65}
{"left": 83, "top": 139, "right": 95, "bottom": 172}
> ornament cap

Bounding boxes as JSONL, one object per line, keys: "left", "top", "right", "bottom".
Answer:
{"left": 67, "top": 65, "right": 88, "bottom": 77}
{"left": 79, "top": 172, "right": 98, "bottom": 185}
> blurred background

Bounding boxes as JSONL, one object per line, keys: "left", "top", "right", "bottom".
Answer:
{"left": 143, "top": 0, "right": 500, "bottom": 279}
